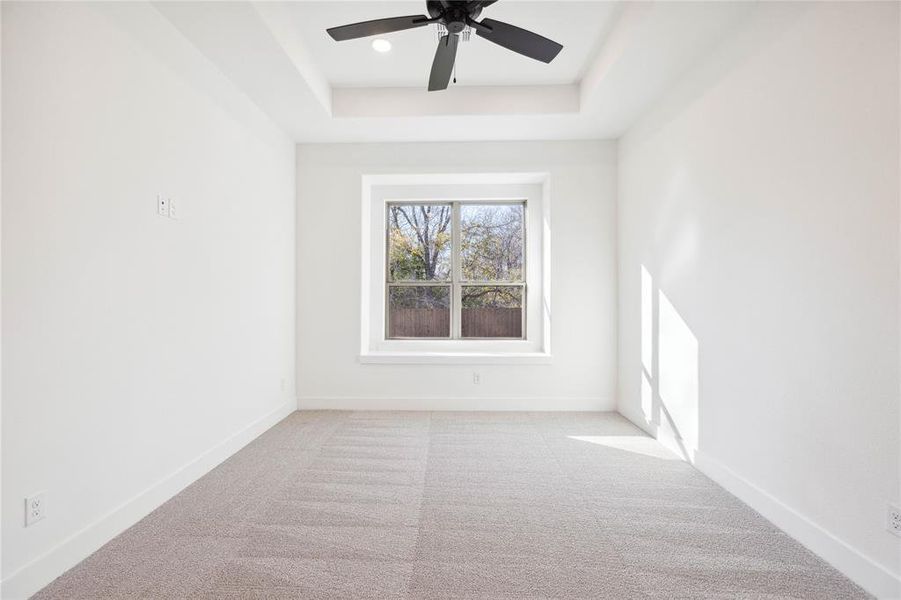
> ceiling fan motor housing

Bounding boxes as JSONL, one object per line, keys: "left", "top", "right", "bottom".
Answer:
{"left": 427, "top": 1, "right": 482, "bottom": 34}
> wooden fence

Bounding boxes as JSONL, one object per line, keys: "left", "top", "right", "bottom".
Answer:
{"left": 389, "top": 309, "right": 450, "bottom": 338}
{"left": 389, "top": 308, "right": 522, "bottom": 338}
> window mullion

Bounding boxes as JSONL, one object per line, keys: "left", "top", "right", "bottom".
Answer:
{"left": 452, "top": 201, "right": 462, "bottom": 340}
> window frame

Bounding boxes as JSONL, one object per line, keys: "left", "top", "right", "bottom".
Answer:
{"left": 384, "top": 199, "right": 527, "bottom": 341}
{"left": 360, "top": 174, "right": 551, "bottom": 365}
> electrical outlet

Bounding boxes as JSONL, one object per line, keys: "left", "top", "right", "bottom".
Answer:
{"left": 888, "top": 504, "right": 901, "bottom": 537}
{"left": 472, "top": 372, "right": 481, "bottom": 385}
{"left": 167, "top": 197, "right": 179, "bottom": 220}
{"left": 25, "top": 492, "right": 46, "bottom": 527}
{"left": 157, "top": 194, "right": 168, "bottom": 217}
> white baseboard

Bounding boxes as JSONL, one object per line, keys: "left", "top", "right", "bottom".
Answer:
{"left": 1, "top": 401, "right": 295, "bottom": 600}
{"left": 617, "top": 407, "right": 900, "bottom": 599}
{"left": 297, "top": 396, "right": 613, "bottom": 411}
{"left": 692, "top": 451, "right": 900, "bottom": 600}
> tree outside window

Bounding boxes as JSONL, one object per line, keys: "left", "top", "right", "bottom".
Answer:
{"left": 387, "top": 201, "right": 525, "bottom": 339}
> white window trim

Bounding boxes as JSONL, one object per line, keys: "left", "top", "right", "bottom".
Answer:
{"left": 360, "top": 173, "right": 551, "bottom": 365}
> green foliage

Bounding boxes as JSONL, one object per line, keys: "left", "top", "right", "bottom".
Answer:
{"left": 389, "top": 285, "right": 450, "bottom": 310}
{"left": 388, "top": 204, "right": 452, "bottom": 280}
{"left": 388, "top": 203, "right": 524, "bottom": 284}
{"left": 461, "top": 286, "right": 522, "bottom": 308}
{"left": 461, "top": 204, "right": 523, "bottom": 282}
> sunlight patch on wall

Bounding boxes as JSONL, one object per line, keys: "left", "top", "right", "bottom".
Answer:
{"left": 641, "top": 371, "right": 653, "bottom": 423}
{"left": 658, "top": 290, "right": 699, "bottom": 454}
{"left": 641, "top": 265, "right": 654, "bottom": 373}
{"left": 640, "top": 264, "right": 656, "bottom": 424}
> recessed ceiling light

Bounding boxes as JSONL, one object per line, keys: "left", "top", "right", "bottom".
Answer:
{"left": 372, "top": 38, "right": 392, "bottom": 53}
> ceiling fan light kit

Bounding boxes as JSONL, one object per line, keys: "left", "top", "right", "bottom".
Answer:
{"left": 326, "top": 0, "right": 564, "bottom": 92}
{"left": 436, "top": 22, "right": 472, "bottom": 44}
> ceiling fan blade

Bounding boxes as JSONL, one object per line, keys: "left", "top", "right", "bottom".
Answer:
{"left": 428, "top": 34, "right": 459, "bottom": 92}
{"left": 327, "top": 15, "right": 429, "bottom": 41}
{"left": 476, "top": 18, "right": 562, "bottom": 63}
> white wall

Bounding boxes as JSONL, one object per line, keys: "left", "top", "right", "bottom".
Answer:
{"left": 296, "top": 141, "right": 616, "bottom": 410}
{"left": 617, "top": 2, "right": 900, "bottom": 597}
{"left": 1, "top": 3, "right": 295, "bottom": 598}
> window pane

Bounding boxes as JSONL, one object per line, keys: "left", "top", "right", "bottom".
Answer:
{"left": 461, "top": 203, "right": 524, "bottom": 282}
{"left": 461, "top": 286, "right": 523, "bottom": 338}
{"left": 388, "top": 204, "right": 452, "bottom": 281}
{"left": 388, "top": 286, "right": 450, "bottom": 338}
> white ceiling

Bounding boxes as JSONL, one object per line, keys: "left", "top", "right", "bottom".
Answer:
{"left": 151, "top": 1, "right": 756, "bottom": 143}
{"left": 293, "top": 1, "right": 620, "bottom": 88}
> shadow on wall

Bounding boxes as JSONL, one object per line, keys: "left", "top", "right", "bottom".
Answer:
{"left": 641, "top": 264, "right": 700, "bottom": 461}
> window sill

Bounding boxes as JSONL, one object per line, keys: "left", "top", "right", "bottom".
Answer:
{"left": 358, "top": 352, "right": 553, "bottom": 365}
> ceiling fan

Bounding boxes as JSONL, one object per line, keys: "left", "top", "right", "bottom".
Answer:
{"left": 326, "top": 1, "right": 563, "bottom": 92}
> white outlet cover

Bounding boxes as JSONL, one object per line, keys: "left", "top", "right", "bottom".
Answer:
{"left": 888, "top": 503, "right": 901, "bottom": 537}
{"left": 168, "top": 198, "right": 179, "bottom": 219}
{"left": 25, "top": 491, "right": 47, "bottom": 527}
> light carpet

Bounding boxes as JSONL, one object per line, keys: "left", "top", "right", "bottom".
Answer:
{"left": 33, "top": 411, "right": 870, "bottom": 599}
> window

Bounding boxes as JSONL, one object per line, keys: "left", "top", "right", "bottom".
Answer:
{"left": 386, "top": 201, "right": 526, "bottom": 340}
{"left": 360, "top": 174, "right": 549, "bottom": 364}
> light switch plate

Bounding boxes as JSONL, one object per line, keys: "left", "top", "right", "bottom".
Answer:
{"left": 157, "top": 194, "right": 168, "bottom": 217}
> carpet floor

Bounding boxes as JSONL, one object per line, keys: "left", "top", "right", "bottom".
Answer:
{"left": 34, "top": 411, "right": 870, "bottom": 599}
